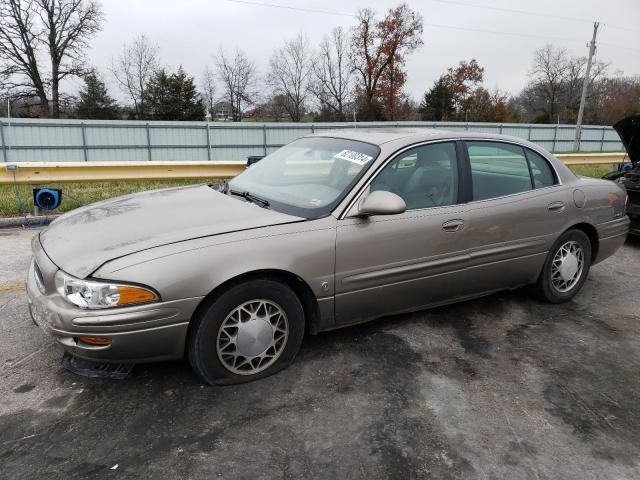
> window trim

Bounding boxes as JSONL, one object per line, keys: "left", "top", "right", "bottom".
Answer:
{"left": 524, "top": 147, "right": 536, "bottom": 190}
{"left": 462, "top": 140, "right": 562, "bottom": 204}
{"left": 337, "top": 139, "right": 463, "bottom": 219}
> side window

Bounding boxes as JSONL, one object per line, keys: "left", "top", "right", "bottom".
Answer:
{"left": 525, "top": 149, "right": 557, "bottom": 188}
{"left": 467, "top": 142, "right": 532, "bottom": 201}
{"left": 370, "top": 142, "right": 458, "bottom": 210}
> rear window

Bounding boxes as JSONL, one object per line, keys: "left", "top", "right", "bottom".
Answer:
{"left": 467, "top": 142, "right": 532, "bottom": 201}
{"left": 525, "top": 149, "right": 557, "bottom": 188}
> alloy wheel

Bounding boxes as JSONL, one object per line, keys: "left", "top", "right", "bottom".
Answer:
{"left": 550, "top": 240, "right": 585, "bottom": 293}
{"left": 216, "top": 299, "right": 289, "bottom": 375}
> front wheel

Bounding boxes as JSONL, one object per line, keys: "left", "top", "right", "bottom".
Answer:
{"left": 188, "top": 278, "right": 305, "bottom": 385}
{"left": 534, "top": 229, "right": 592, "bottom": 303}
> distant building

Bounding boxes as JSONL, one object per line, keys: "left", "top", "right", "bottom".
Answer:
{"left": 212, "top": 101, "right": 233, "bottom": 121}
{"left": 244, "top": 96, "right": 290, "bottom": 122}
{"left": 2, "top": 96, "right": 53, "bottom": 118}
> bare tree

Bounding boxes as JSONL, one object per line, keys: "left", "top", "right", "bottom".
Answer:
{"left": 0, "top": 0, "right": 48, "bottom": 111}
{"left": 529, "top": 44, "right": 570, "bottom": 121}
{"left": 200, "top": 65, "right": 216, "bottom": 116}
{"left": 215, "top": 47, "right": 257, "bottom": 122}
{"left": 112, "top": 34, "right": 159, "bottom": 119}
{"left": 311, "top": 27, "right": 352, "bottom": 121}
{"left": 591, "top": 74, "right": 640, "bottom": 125}
{"left": 563, "top": 55, "right": 608, "bottom": 116}
{"left": 519, "top": 44, "right": 609, "bottom": 123}
{"left": 267, "top": 34, "right": 312, "bottom": 122}
{"left": 0, "top": 0, "right": 103, "bottom": 117}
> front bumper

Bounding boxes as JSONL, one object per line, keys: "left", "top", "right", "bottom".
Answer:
{"left": 27, "top": 237, "right": 204, "bottom": 363}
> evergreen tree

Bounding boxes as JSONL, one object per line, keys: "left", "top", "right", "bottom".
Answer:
{"left": 146, "top": 67, "right": 205, "bottom": 121}
{"left": 419, "top": 79, "right": 454, "bottom": 121}
{"left": 73, "top": 71, "right": 121, "bottom": 120}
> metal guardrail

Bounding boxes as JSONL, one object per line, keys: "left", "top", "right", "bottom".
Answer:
{"left": 556, "top": 152, "right": 628, "bottom": 165}
{"left": 0, "top": 161, "right": 246, "bottom": 184}
{"left": 0, "top": 153, "right": 626, "bottom": 185}
{"left": 0, "top": 118, "right": 624, "bottom": 162}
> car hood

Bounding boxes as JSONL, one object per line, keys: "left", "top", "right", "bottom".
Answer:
{"left": 40, "top": 184, "right": 304, "bottom": 278}
{"left": 614, "top": 115, "right": 640, "bottom": 165}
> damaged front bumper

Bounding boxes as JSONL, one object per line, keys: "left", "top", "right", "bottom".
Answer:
{"left": 27, "top": 236, "right": 203, "bottom": 363}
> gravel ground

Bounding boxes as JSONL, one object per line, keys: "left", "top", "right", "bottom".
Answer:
{"left": 1, "top": 227, "right": 639, "bottom": 479}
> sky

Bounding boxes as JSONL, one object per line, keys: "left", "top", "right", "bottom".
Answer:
{"left": 84, "top": 0, "right": 640, "bottom": 102}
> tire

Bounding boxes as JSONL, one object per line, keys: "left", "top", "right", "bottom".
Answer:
{"left": 534, "top": 229, "right": 592, "bottom": 303}
{"left": 187, "top": 278, "right": 305, "bottom": 386}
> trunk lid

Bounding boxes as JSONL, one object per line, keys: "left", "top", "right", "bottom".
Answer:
{"left": 614, "top": 115, "right": 640, "bottom": 165}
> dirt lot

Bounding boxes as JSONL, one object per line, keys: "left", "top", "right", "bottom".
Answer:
{"left": 1, "top": 227, "right": 639, "bottom": 479}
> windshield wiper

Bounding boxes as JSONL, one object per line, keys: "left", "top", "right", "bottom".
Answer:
{"left": 228, "top": 189, "right": 270, "bottom": 208}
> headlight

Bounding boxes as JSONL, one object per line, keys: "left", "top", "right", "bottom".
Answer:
{"left": 54, "top": 270, "right": 158, "bottom": 309}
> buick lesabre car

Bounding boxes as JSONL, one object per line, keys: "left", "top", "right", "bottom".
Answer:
{"left": 27, "top": 130, "right": 629, "bottom": 385}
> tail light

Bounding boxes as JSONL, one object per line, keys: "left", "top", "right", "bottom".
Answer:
{"left": 625, "top": 194, "right": 630, "bottom": 210}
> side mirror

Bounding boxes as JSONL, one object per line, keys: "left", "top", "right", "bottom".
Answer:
{"left": 358, "top": 190, "right": 406, "bottom": 216}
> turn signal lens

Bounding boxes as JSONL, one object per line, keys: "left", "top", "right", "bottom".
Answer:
{"left": 79, "top": 336, "right": 112, "bottom": 346}
{"left": 116, "top": 286, "right": 157, "bottom": 306}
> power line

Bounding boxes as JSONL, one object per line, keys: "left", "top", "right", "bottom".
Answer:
{"left": 224, "top": 0, "right": 355, "bottom": 17}
{"left": 223, "top": 0, "right": 640, "bottom": 52}
{"left": 424, "top": 22, "right": 640, "bottom": 51}
{"left": 598, "top": 42, "right": 640, "bottom": 53}
{"left": 432, "top": 0, "right": 593, "bottom": 24}
{"left": 226, "top": 0, "right": 640, "bottom": 35}
{"left": 425, "top": 22, "right": 586, "bottom": 44}
{"left": 430, "top": 0, "right": 640, "bottom": 34}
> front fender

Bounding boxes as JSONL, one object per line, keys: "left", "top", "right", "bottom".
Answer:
{"left": 92, "top": 216, "right": 337, "bottom": 304}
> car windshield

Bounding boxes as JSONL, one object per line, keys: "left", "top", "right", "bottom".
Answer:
{"left": 228, "top": 137, "right": 380, "bottom": 219}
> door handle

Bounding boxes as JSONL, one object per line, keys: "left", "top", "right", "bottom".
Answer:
{"left": 547, "top": 201, "right": 565, "bottom": 212}
{"left": 442, "top": 219, "right": 464, "bottom": 232}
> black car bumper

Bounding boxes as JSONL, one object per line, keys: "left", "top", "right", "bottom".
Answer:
{"left": 629, "top": 215, "right": 640, "bottom": 236}
{"left": 628, "top": 189, "right": 640, "bottom": 236}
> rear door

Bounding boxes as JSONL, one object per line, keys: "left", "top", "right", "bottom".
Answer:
{"left": 458, "top": 140, "right": 570, "bottom": 295}
{"left": 334, "top": 141, "right": 471, "bottom": 326}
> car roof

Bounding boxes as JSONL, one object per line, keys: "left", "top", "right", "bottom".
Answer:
{"left": 306, "top": 128, "right": 528, "bottom": 147}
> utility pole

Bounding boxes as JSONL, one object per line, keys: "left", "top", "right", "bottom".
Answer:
{"left": 573, "top": 21, "right": 600, "bottom": 151}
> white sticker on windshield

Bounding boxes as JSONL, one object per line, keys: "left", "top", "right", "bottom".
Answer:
{"left": 334, "top": 149, "right": 373, "bottom": 166}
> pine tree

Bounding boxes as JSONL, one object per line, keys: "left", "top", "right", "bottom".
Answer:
{"left": 146, "top": 67, "right": 205, "bottom": 121}
{"left": 73, "top": 71, "right": 121, "bottom": 120}
{"left": 419, "top": 79, "right": 454, "bottom": 121}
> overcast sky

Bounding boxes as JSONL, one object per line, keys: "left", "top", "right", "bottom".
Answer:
{"left": 85, "top": 0, "right": 640, "bottom": 102}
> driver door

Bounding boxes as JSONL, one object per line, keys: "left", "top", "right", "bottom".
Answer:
{"left": 334, "top": 141, "right": 471, "bottom": 326}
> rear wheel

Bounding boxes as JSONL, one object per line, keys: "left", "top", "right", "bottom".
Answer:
{"left": 188, "top": 278, "right": 305, "bottom": 385}
{"left": 534, "top": 229, "right": 592, "bottom": 303}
